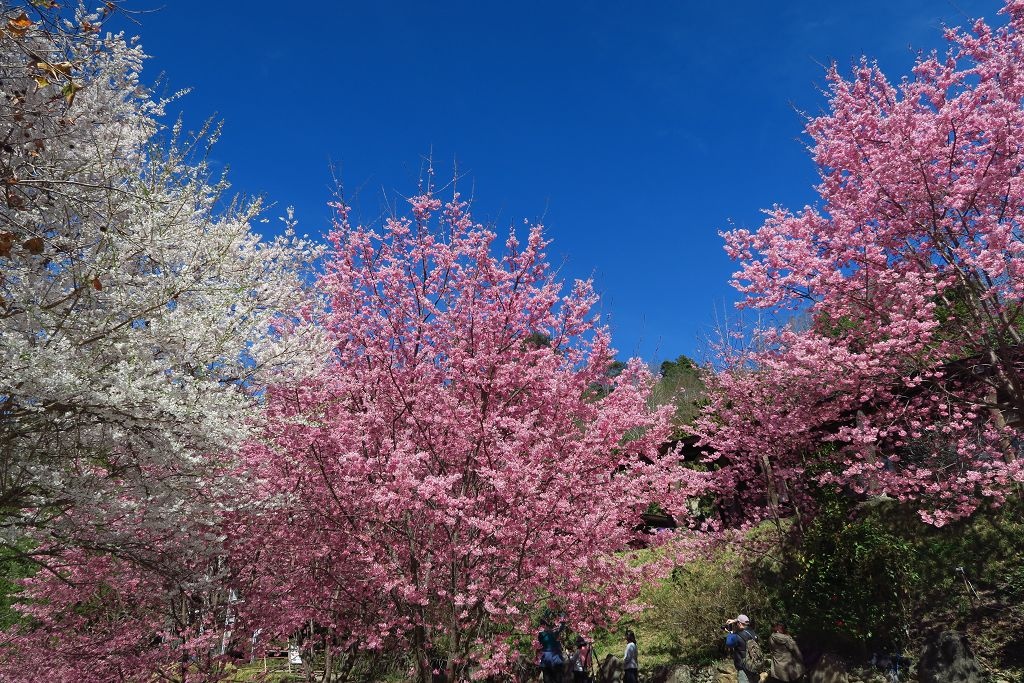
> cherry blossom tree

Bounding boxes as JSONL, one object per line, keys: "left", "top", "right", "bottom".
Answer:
{"left": 0, "top": 2, "right": 320, "bottom": 551}
{"left": 704, "top": 0, "right": 1024, "bottom": 527}
{"left": 230, "top": 192, "right": 690, "bottom": 681}
{"left": 0, "top": 548, "right": 240, "bottom": 683}
{"left": 0, "top": 3, "right": 320, "bottom": 679}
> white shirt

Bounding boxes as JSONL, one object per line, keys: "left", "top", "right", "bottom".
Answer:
{"left": 623, "top": 641, "right": 638, "bottom": 670}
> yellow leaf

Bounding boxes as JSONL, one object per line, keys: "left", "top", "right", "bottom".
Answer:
{"left": 36, "top": 60, "right": 73, "bottom": 78}
{"left": 7, "top": 13, "right": 33, "bottom": 36}
{"left": 61, "top": 80, "right": 82, "bottom": 106}
{"left": 33, "top": 75, "right": 49, "bottom": 89}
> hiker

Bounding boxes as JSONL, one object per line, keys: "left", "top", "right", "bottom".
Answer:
{"left": 572, "top": 635, "right": 593, "bottom": 683}
{"left": 767, "top": 622, "right": 804, "bottom": 683}
{"left": 623, "top": 629, "right": 639, "bottom": 683}
{"left": 538, "top": 618, "right": 566, "bottom": 683}
{"left": 724, "top": 614, "right": 763, "bottom": 683}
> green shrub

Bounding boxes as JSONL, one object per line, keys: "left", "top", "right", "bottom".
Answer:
{"left": 627, "top": 548, "right": 769, "bottom": 665}
{"left": 765, "top": 492, "right": 918, "bottom": 656}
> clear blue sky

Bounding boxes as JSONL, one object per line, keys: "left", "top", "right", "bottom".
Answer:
{"left": 126, "top": 0, "right": 999, "bottom": 364}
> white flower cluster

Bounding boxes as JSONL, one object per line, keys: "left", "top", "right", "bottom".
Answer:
{"left": 0, "top": 4, "right": 324, "bottom": 556}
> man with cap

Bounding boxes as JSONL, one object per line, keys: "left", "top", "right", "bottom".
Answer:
{"left": 724, "top": 614, "right": 759, "bottom": 683}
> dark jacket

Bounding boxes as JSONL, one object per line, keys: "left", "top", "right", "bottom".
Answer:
{"left": 769, "top": 631, "right": 804, "bottom": 682}
{"left": 726, "top": 628, "right": 757, "bottom": 673}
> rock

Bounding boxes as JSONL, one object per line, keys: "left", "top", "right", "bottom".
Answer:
{"left": 668, "top": 665, "right": 693, "bottom": 683}
{"left": 711, "top": 659, "right": 736, "bottom": 683}
{"left": 808, "top": 652, "right": 849, "bottom": 683}
{"left": 691, "top": 665, "right": 716, "bottom": 683}
{"left": 597, "top": 654, "right": 623, "bottom": 683}
{"left": 855, "top": 673, "right": 887, "bottom": 683}
{"left": 648, "top": 664, "right": 692, "bottom": 683}
{"left": 649, "top": 664, "right": 671, "bottom": 683}
{"left": 846, "top": 664, "right": 888, "bottom": 683}
{"left": 919, "top": 631, "right": 984, "bottom": 683}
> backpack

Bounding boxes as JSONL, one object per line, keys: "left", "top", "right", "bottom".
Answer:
{"left": 740, "top": 631, "right": 765, "bottom": 671}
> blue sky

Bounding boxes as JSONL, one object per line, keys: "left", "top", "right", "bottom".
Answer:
{"left": 128, "top": 0, "right": 999, "bottom": 365}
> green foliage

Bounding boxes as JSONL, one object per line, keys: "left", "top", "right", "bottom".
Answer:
{"left": 813, "top": 311, "right": 860, "bottom": 340}
{"left": 619, "top": 548, "right": 768, "bottom": 666}
{"left": 751, "top": 492, "right": 1024, "bottom": 662}
{"left": 587, "top": 360, "right": 629, "bottom": 401}
{"left": 651, "top": 355, "right": 706, "bottom": 432}
{"left": 764, "top": 492, "right": 918, "bottom": 655}
{"left": 901, "top": 498, "right": 1024, "bottom": 669}
{"left": 591, "top": 490, "right": 1024, "bottom": 674}
{"left": 523, "top": 331, "right": 553, "bottom": 349}
{"left": 0, "top": 543, "right": 35, "bottom": 630}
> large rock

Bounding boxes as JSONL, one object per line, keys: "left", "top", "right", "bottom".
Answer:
{"left": 598, "top": 654, "right": 624, "bottom": 683}
{"left": 649, "top": 664, "right": 670, "bottom": 683}
{"left": 846, "top": 668, "right": 887, "bottom": 683}
{"left": 690, "top": 665, "right": 716, "bottom": 683}
{"left": 713, "top": 659, "right": 737, "bottom": 683}
{"left": 808, "top": 652, "right": 849, "bottom": 683}
{"left": 919, "top": 631, "right": 984, "bottom": 683}
{"left": 649, "top": 664, "right": 693, "bottom": 683}
{"left": 668, "top": 666, "right": 694, "bottom": 683}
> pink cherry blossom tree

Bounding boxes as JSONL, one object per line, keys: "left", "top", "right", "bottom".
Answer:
{"left": 704, "top": 0, "right": 1024, "bottom": 527}
{"left": 0, "top": 548, "right": 238, "bottom": 683}
{"left": 230, "top": 192, "right": 689, "bottom": 681}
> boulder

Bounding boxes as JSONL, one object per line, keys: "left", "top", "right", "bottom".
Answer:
{"left": 667, "top": 665, "right": 693, "bottom": 683}
{"left": 690, "top": 665, "right": 716, "bottom": 683}
{"left": 598, "top": 654, "right": 624, "bottom": 683}
{"left": 919, "top": 631, "right": 984, "bottom": 683}
{"left": 649, "top": 664, "right": 671, "bottom": 683}
{"left": 848, "top": 672, "right": 887, "bottom": 683}
{"left": 713, "top": 659, "right": 737, "bottom": 683}
{"left": 648, "top": 665, "right": 693, "bottom": 683}
{"left": 808, "top": 652, "right": 849, "bottom": 683}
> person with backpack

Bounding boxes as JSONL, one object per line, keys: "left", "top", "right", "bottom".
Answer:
{"left": 572, "top": 635, "right": 594, "bottom": 683}
{"left": 725, "top": 614, "right": 764, "bottom": 683}
{"left": 767, "top": 622, "right": 804, "bottom": 683}
{"left": 623, "top": 629, "right": 639, "bottom": 683}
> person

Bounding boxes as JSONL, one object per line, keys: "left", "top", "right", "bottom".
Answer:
{"left": 767, "top": 622, "right": 804, "bottom": 683}
{"left": 537, "top": 618, "right": 566, "bottom": 683}
{"left": 573, "top": 635, "right": 593, "bottom": 683}
{"left": 623, "top": 629, "right": 639, "bottom": 683}
{"left": 724, "top": 614, "right": 760, "bottom": 683}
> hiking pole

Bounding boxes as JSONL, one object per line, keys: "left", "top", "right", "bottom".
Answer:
{"left": 955, "top": 567, "right": 979, "bottom": 608}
